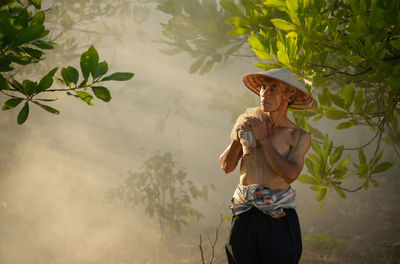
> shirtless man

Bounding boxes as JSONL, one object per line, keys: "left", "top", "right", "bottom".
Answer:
{"left": 220, "top": 68, "right": 314, "bottom": 264}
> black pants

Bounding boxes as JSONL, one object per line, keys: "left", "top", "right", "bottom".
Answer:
{"left": 225, "top": 207, "right": 302, "bottom": 264}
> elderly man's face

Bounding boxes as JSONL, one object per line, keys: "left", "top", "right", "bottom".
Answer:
{"left": 259, "top": 80, "right": 288, "bottom": 112}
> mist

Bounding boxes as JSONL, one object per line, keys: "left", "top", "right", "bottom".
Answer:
{"left": 0, "top": 1, "right": 399, "bottom": 263}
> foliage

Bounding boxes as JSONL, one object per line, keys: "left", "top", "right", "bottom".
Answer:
{"left": 0, "top": 0, "right": 134, "bottom": 124}
{"left": 152, "top": 0, "right": 249, "bottom": 75}
{"left": 304, "top": 233, "right": 349, "bottom": 255}
{"left": 153, "top": 0, "right": 399, "bottom": 208}
{"left": 105, "top": 152, "right": 212, "bottom": 238}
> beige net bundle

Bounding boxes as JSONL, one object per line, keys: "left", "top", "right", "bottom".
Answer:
{"left": 230, "top": 107, "right": 268, "bottom": 149}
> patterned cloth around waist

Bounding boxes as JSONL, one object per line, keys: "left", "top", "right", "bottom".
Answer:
{"left": 230, "top": 184, "right": 296, "bottom": 218}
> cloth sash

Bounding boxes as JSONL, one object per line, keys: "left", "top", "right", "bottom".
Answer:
{"left": 230, "top": 184, "right": 296, "bottom": 218}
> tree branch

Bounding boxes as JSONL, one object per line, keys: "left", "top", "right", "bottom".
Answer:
{"left": 309, "top": 63, "right": 371, "bottom": 77}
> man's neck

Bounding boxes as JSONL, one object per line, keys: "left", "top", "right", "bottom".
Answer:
{"left": 264, "top": 107, "right": 289, "bottom": 129}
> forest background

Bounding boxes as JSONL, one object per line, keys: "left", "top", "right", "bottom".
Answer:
{"left": 0, "top": 0, "right": 399, "bottom": 263}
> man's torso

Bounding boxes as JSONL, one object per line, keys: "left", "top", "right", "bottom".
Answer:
{"left": 239, "top": 125, "right": 304, "bottom": 190}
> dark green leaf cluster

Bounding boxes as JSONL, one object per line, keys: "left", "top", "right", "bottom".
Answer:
{"left": 0, "top": 1, "right": 134, "bottom": 125}
{"left": 0, "top": 0, "right": 55, "bottom": 72}
{"left": 105, "top": 152, "right": 212, "bottom": 238}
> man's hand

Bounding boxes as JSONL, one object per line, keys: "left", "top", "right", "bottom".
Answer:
{"left": 232, "top": 118, "right": 251, "bottom": 142}
{"left": 246, "top": 116, "right": 268, "bottom": 142}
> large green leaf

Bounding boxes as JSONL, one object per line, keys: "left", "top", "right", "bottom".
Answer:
{"left": 80, "top": 50, "right": 90, "bottom": 80}
{"left": 336, "top": 120, "right": 358, "bottom": 129}
{"left": 22, "top": 80, "right": 36, "bottom": 95}
{"left": 17, "top": 102, "right": 29, "bottom": 125}
{"left": 372, "top": 162, "right": 394, "bottom": 174}
{"left": 2, "top": 98, "right": 24, "bottom": 110}
{"left": 33, "top": 101, "right": 59, "bottom": 114}
{"left": 325, "top": 110, "right": 347, "bottom": 120}
{"left": 14, "top": 24, "right": 44, "bottom": 46}
{"left": 91, "top": 86, "right": 111, "bottom": 102}
{"left": 76, "top": 91, "right": 94, "bottom": 105}
{"left": 316, "top": 188, "right": 328, "bottom": 202}
{"left": 297, "top": 174, "right": 320, "bottom": 184}
{"left": 88, "top": 45, "right": 99, "bottom": 79}
{"left": 61, "top": 66, "right": 79, "bottom": 86}
{"left": 340, "top": 83, "right": 355, "bottom": 109}
{"left": 100, "top": 72, "right": 134, "bottom": 81}
{"left": 330, "top": 146, "right": 344, "bottom": 164}
{"left": 22, "top": 47, "right": 44, "bottom": 60}
{"left": 271, "top": 19, "right": 296, "bottom": 31}
{"left": 31, "top": 10, "right": 45, "bottom": 25}
{"left": 95, "top": 61, "right": 109, "bottom": 79}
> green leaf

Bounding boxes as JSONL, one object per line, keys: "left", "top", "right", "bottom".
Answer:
{"left": 33, "top": 101, "right": 59, "bottom": 114}
{"left": 277, "top": 41, "right": 290, "bottom": 66}
{"left": 311, "top": 140, "right": 323, "bottom": 157}
{"left": 189, "top": 58, "right": 204, "bottom": 74}
{"left": 334, "top": 186, "right": 346, "bottom": 198}
{"left": 331, "top": 94, "right": 345, "bottom": 108}
{"left": 325, "top": 110, "right": 347, "bottom": 120}
{"left": 372, "top": 162, "right": 394, "bottom": 174}
{"left": 31, "top": 10, "right": 45, "bottom": 25}
{"left": 225, "top": 17, "right": 250, "bottom": 27}
{"left": 95, "top": 61, "right": 109, "bottom": 79}
{"left": 340, "top": 83, "right": 355, "bottom": 109}
{"left": 22, "top": 80, "right": 36, "bottom": 95}
{"left": 100, "top": 72, "right": 134, "bottom": 81}
{"left": 88, "top": 45, "right": 99, "bottom": 79}
{"left": 17, "top": 102, "right": 29, "bottom": 125}
{"left": 227, "top": 27, "right": 251, "bottom": 36}
{"left": 80, "top": 50, "right": 90, "bottom": 80}
{"left": 336, "top": 120, "right": 358, "bottom": 129}
{"left": 271, "top": 19, "right": 296, "bottom": 31}
{"left": 330, "top": 146, "right": 344, "bottom": 164}
{"left": 336, "top": 155, "right": 349, "bottom": 169}
{"left": 333, "top": 167, "right": 348, "bottom": 178}
{"left": 297, "top": 174, "right": 320, "bottom": 184}
{"left": 220, "top": 0, "right": 243, "bottom": 15}
{"left": 390, "top": 39, "right": 400, "bottom": 50}
{"left": 223, "top": 216, "right": 231, "bottom": 222}
{"left": 31, "top": 40, "right": 55, "bottom": 50}
{"left": 316, "top": 188, "right": 328, "bottom": 202}
{"left": 14, "top": 24, "right": 44, "bottom": 46}
{"left": 358, "top": 148, "right": 366, "bottom": 164}
{"left": 265, "top": 0, "right": 287, "bottom": 9}
{"left": 91, "top": 86, "right": 111, "bottom": 102}
{"left": 344, "top": 54, "right": 365, "bottom": 64}
{"left": 0, "top": 74, "right": 10, "bottom": 90}
{"left": 28, "top": 0, "right": 41, "bottom": 9}
{"left": 61, "top": 66, "right": 79, "bottom": 86}
{"left": 2, "top": 98, "right": 24, "bottom": 110}
{"left": 76, "top": 91, "right": 94, "bottom": 105}
{"left": 22, "top": 47, "right": 44, "bottom": 60}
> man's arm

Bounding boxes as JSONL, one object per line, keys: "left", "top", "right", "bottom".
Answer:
{"left": 219, "top": 140, "right": 243, "bottom": 173}
{"left": 259, "top": 131, "right": 311, "bottom": 184}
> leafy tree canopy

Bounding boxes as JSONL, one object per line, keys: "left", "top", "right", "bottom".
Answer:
{"left": 153, "top": 0, "right": 399, "bottom": 209}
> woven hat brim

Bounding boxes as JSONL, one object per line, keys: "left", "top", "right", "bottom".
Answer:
{"left": 243, "top": 73, "right": 314, "bottom": 110}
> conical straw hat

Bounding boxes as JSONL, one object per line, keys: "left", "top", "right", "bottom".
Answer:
{"left": 242, "top": 68, "right": 314, "bottom": 110}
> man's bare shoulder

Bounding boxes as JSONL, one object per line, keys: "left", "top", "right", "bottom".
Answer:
{"left": 284, "top": 125, "right": 310, "bottom": 147}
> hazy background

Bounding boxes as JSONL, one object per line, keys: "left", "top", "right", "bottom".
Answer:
{"left": 0, "top": 1, "right": 399, "bottom": 263}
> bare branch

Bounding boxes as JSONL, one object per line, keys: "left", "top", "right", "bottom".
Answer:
{"left": 199, "top": 234, "right": 205, "bottom": 264}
